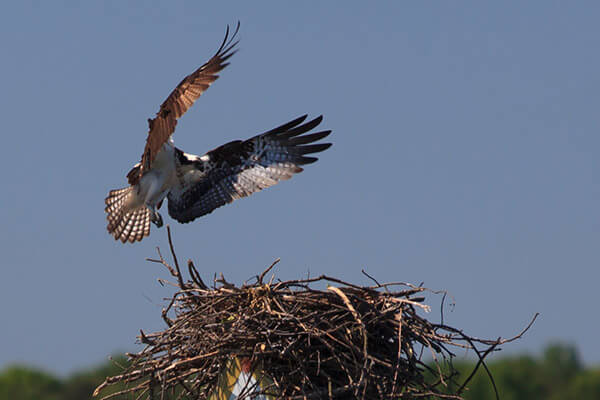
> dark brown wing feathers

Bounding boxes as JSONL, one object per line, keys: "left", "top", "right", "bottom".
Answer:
{"left": 167, "top": 115, "right": 332, "bottom": 223}
{"left": 129, "top": 22, "right": 240, "bottom": 185}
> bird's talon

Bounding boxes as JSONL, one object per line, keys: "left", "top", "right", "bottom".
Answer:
{"left": 152, "top": 212, "right": 163, "bottom": 228}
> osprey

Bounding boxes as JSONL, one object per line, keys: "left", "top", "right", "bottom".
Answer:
{"left": 105, "top": 24, "right": 332, "bottom": 243}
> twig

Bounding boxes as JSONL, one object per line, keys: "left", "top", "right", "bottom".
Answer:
{"left": 187, "top": 259, "right": 208, "bottom": 289}
{"left": 166, "top": 226, "right": 186, "bottom": 290}
{"left": 258, "top": 258, "right": 280, "bottom": 284}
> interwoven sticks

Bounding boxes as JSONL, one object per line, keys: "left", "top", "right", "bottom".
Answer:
{"left": 95, "top": 227, "right": 536, "bottom": 399}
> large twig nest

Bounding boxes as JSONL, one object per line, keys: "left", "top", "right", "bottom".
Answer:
{"left": 95, "top": 227, "right": 536, "bottom": 399}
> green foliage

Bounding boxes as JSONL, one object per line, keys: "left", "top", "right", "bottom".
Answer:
{"left": 476, "top": 355, "right": 545, "bottom": 400}
{"left": 426, "top": 342, "right": 595, "bottom": 400}
{"left": 561, "top": 368, "right": 600, "bottom": 398}
{"left": 0, "top": 344, "right": 598, "bottom": 399}
{"left": 59, "top": 355, "right": 130, "bottom": 400}
{"left": 0, "top": 366, "right": 63, "bottom": 400}
{"left": 0, "top": 356, "right": 130, "bottom": 400}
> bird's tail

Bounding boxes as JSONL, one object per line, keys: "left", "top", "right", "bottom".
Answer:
{"left": 105, "top": 187, "right": 151, "bottom": 243}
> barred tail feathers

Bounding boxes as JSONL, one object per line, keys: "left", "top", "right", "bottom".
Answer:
{"left": 105, "top": 187, "right": 151, "bottom": 243}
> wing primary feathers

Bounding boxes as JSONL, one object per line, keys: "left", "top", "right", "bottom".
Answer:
{"left": 296, "top": 156, "right": 319, "bottom": 165}
{"left": 273, "top": 115, "right": 324, "bottom": 140}
{"left": 216, "top": 21, "right": 240, "bottom": 58}
{"left": 283, "top": 130, "right": 331, "bottom": 145}
{"left": 290, "top": 143, "right": 333, "bottom": 155}
{"left": 261, "top": 114, "right": 308, "bottom": 136}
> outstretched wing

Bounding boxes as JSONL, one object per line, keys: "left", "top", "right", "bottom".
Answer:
{"left": 167, "top": 115, "right": 331, "bottom": 223}
{"left": 130, "top": 23, "right": 240, "bottom": 185}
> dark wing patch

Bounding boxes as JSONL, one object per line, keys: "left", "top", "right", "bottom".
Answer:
{"left": 130, "top": 22, "right": 240, "bottom": 185}
{"left": 167, "top": 115, "right": 332, "bottom": 223}
{"left": 126, "top": 163, "right": 141, "bottom": 185}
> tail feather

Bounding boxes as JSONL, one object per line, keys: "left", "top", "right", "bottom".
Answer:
{"left": 105, "top": 187, "right": 151, "bottom": 243}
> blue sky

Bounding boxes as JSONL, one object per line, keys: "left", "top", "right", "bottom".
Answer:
{"left": 0, "top": 2, "right": 598, "bottom": 374}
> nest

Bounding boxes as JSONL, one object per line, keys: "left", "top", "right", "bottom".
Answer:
{"left": 95, "top": 228, "right": 536, "bottom": 399}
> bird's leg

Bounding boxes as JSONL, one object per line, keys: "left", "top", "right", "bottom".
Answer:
{"left": 146, "top": 203, "right": 163, "bottom": 228}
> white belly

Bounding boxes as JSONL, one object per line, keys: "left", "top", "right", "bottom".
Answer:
{"left": 138, "top": 143, "right": 177, "bottom": 207}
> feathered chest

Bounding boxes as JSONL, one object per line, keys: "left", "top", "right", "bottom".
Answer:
{"left": 133, "top": 143, "right": 179, "bottom": 198}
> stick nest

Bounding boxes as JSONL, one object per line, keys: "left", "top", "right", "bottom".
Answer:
{"left": 95, "top": 228, "right": 535, "bottom": 400}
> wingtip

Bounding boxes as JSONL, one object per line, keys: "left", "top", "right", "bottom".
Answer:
{"left": 298, "top": 156, "right": 319, "bottom": 165}
{"left": 295, "top": 114, "right": 309, "bottom": 124}
{"left": 233, "top": 21, "right": 241, "bottom": 36}
{"left": 218, "top": 22, "right": 241, "bottom": 54}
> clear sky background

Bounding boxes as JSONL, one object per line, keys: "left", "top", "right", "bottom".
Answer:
{"left": 1, "top": 2, "right": 598, "bottom": 375}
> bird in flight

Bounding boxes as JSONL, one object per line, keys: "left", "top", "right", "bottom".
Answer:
{"left": 105, "top": 23, "right": 332, "bottom": 243}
